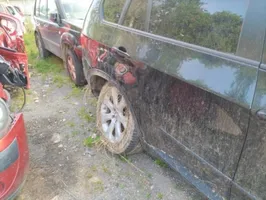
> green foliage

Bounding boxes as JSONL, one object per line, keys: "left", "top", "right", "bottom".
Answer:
{"left": 84, "top": 135, "right": 101, "bottom": 147}
{"left": 157, "top": 193, "right": 163, "bottom": 200}
{"left": 154, "top": 159, "right": 167, "bottom": 168}
{"left": 78, "top": 107, "right": 95, "bottom": 123}
{"left": 150, "top": 0, "right": 243, "bottom": 53}
{"left": 103, "top": 0, "right": 125, "bottom": 23}
{"left": 53, "top": 74, "right": 70, "bottom": 88}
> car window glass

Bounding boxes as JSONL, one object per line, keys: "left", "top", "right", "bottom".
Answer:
{"left": 122, "top": 0, "right": 148, "bottom": 31}
{"left": 47, "top": 0, "right": 58, "bottom": 18}
{"left": 61, "top": 0, "right": 92, "bottom": 20}
{"left": 35, "top": 0, "right": 40, "bottom": 15}
{"left": 0, "top": 6, "right": 4, "bottom": 13}
{"left": 39, "top": 0, "right": 48, "bottom": 18}
{"left": 103, "top": 0, "right": 126, "bottom": 23}
{"left": 149, "top": 0, "right": 249, "bottom": 54}
{"left": 7, "top": 6, "right": 15, "bottom": 15}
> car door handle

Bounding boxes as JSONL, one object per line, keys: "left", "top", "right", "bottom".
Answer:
{"left": 256, "top": 109, "right": 266, "bottom": 120}
{"left": 112, "top": 47, "right": 130, "bottom": 58}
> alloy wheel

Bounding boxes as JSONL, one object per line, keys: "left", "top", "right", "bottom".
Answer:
{"left": 100, "top": 87, "right": 130, "bottom": 143}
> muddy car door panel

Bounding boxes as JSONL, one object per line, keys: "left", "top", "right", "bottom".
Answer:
{"left": 81, "top": 0, "right": 266, "bottom": 199}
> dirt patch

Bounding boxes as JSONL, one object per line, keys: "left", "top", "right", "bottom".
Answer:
{"left": 15, "top": 69, "right": 204, "bottom": 200}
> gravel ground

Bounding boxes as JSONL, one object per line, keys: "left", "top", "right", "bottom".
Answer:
{"left": 15, "top": 69, "right": 205, "bottom": 200}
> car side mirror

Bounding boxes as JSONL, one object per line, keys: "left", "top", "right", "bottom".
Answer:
{"left": 49, "top": 13, "right": 58, "bottom": 23}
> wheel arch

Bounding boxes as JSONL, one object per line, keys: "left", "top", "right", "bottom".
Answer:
{"left": 60, "top": 32, "right": 77, "bottom": 61}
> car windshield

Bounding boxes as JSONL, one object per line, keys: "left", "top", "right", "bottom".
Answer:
{"left": 61, "top": 0, "right": 91, "bottom": 20}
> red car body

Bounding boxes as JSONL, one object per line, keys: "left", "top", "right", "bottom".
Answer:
{"left": 0, "top": 83, "right": 29, "bottom": 200}
{"left": 0, "top": 12, "right": 29, "bottom": 200}
{"left": 0, "top": 13, "right": 29, "bottom": 89}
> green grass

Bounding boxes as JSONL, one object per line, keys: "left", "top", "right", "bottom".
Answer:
{"left": 157, "top": 193, "right": 163, "bottom": 200}
{"left": 67, "top": 121, "right": 75, "bottom": 128}
{"left": 78, "top": 107, "right": 95, "bottom": 123}
{"left": 102, "top": 165, "right": 112, "bottom": 176}
{"left": 65, "top": 86, "right": 83, "bottom": 99}
{"left": 84, "top": 135, "right": 101, "bottom": 147}
{"left": 53, "top": 74, "right": 70, "bottom": 88}
{"left": 154, "top": 159, "right": 168, "bottom": 168}
{"left": 72, "top": 131, "right": 79, "bottom": 137}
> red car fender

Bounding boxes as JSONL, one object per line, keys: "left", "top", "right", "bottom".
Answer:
{"left": 0, "top": 84, "right": 8, "bottom": 101}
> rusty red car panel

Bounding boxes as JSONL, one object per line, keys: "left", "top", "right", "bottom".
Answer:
{"left": 0, "top": 113, "right": 29, "bottom": 200}
{"left": 0, "top": 13, "right": 29, "bottom": 89}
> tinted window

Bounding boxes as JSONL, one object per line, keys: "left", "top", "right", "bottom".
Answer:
{"left": 103, "top": 0, "right": 126, "bottom": 23}
{"left": 123, "top": 0, "right": 148, "bottom": 31}
{"left": 149, "top": 0, "right": 248, "bottom": 54}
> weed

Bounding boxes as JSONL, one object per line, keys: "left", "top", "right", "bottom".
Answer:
{"left": 67, "top": 86, "right": 83, "bottom": 98}
{"left": 78, "top": 107, "right": 95, "bottom": 123}
{"left": 147, "top": 173, "right": 152, "bottom": 178}
{"left": 67, "top": 121, "right": 75, "bottom": 128}
{"left": 72, "top": 131, "right": 79, "bottom": 137}
{"left": 24, "top": 31, "right": 38, "bottom": 65}
{"left": 87, "top": 173, "right": 93, "bottom": 179}
{"left": 90, "top": 165, "right": 98, "bottom": 172}
{"left": 146, "top": 193, "right": 151, "bottom": 199}
{"left": 84, "top": 135, "right": 101, "bottom": 147}
{"left": 53, "top": 74, "right": 70, "bottom": 88}
{"left": 102, "top": 165, "right": 112, "bottom": 176}
{"left": 88, "top": 98, "right": 98, "bottom": 107}
{"left": 91, "top": 178, "right": 104, "bottom": 192}
{"left": 119, "top": 155, "right": 131, "bottom": 163}
{"left": 154, "top": 159, "right": 167, "bottom": 168}
{"left": 157, "top": 193, "right": 163, "bottom": 200}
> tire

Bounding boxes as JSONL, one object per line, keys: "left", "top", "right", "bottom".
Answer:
{"left": 96, "top": 83, "right": 141, "bottom": 155}
{"left": 35, "top": 32, "right": 49, "bottom": 58}
{"left": 65, "top": 49, "right": 86, "bottom": 86}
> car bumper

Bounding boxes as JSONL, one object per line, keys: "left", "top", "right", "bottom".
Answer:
{"left": 0, "top": 114, "right": 29, "bottom": 200}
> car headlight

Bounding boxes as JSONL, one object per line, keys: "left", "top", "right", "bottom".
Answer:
{"left": 0, "top": 98, "right": 10, "bottom": 139}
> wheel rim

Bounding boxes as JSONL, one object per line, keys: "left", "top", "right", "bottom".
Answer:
{"left": 67, "top": 55, "right": 76, "bottom": 81}
{"left": 100, "top": 87, "right": 130, "bottom": 143}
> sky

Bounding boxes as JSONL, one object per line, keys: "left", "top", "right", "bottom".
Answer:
{"left": 201, "top": 0, "right": 249, "bottom": 16}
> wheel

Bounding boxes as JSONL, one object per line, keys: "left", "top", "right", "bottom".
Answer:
{"left": 35, "top": 32, "right": 49, "bottom": 58}
{"left": 66, "top": 49, "right": 86, "bottom": 86}
{"left": 96, "top": 83, "right": 141, "bottom": 154}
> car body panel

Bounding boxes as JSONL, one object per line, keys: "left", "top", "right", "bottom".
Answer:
{"left": 81, "top": 0, "right": 266, "bottom": 199}
{"left": 0, "top": 113, "right": 29, "bottom": 200}
{"left": 0, "top": 13, "right": 29, "bottom": 88}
